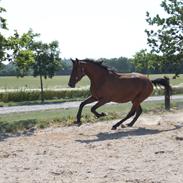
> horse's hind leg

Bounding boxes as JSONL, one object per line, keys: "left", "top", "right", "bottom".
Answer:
{"left": 111, "top": 104, "right": 137, "bottom": 130}
{"left": 127, "top": 105, "right": 142, "bottom": 127}
{"left": 91, "top": 100, "right": 108, "bottom": 118}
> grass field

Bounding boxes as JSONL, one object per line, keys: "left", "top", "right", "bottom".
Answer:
{"left": 0, "top": 76, "right": 90, "bottom": 90}
{"left": 0, "top": 74, "right": 182, "bottom": 90}
{"left": 0, "top": 98, "right": 183, "bottom": 133}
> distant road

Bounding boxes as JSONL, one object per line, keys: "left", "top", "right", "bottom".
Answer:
{"left": 0, "top": 95, "right": 183, "bottom": 114}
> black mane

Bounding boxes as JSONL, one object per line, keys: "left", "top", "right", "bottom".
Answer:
{"left": 81, "top": 58, "right": 109, "bottom": 71}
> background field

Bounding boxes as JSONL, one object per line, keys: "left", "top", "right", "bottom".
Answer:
{"left": 0, "top": 76, "right": 89, "bottom": 90}
{"left": 0, "top": 74, "right": 183, "bottom": 90}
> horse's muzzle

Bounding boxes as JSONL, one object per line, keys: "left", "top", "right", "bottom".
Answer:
{"left": 68, "top": 82, "right": 75, "bottom": 88}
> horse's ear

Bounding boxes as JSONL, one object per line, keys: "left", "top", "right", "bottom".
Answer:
{"left": 70, "top": 58, "right": 75, "bottom": 63}
{"left": 75, "top": 58, "right": 81, "bottom": 64}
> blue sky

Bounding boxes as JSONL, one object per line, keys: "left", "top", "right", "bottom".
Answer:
{"left": 1, "top": 0, "right": 163, "bottom": 59}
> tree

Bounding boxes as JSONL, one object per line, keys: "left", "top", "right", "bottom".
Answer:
{"left": 8, "top": 30, "right": 62, "bottom": 103}
{"left": 0, "top": 5, "right": 7, "bottom": 64}
{"left": 7, "top": 30, "right": 38, "bottom": 76}
{"left": 32, "top": 41, "right": 61, "bottom": 103}
{"left": 101, "top": 57, "right": 134, "bottom": 73}
{"left": 145, "top": 0, "right": 183, "bottom": 75}
{"left": 132, "top": 49, "right": 161, "bottom": 75}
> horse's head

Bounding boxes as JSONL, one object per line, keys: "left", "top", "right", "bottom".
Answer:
{"left": 68, "top": 58, "right": 85, "bottom": 88}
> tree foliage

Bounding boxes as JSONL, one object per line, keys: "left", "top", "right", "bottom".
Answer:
{"left": 7, "top": 30, "right": 62, "bottom": 77}
{"left": 7, "top": 29, "right": 62, "bottom": 102}
{"left": 7, "top": 30, "right": 38, "bottom": 76}
{"left": 101, "top": 57, "right": 134, "bottom": 73}
{"left": 0, "top": 6, "right": 7, "bottom": 29}
{"left": 32, "top": 40, "right": 62, "bottom": 102}
{"left": 132, "top": 50, "right": 166, "bottom": 74}
{"left": 0, "top": 4, "right": 7, "bottom": 63}
{"left": 145, "top": 0, "right": 183, "bottom": 74}
{"left": 32, "top": 41, "right": 61, "bottom": 79}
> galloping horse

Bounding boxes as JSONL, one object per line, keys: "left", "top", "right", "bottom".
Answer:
{"left": 68, "top": 58, "right": 171, "bottom": 130}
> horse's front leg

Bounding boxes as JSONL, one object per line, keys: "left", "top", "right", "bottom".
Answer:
{"left": 91, "top": 100, "right": 108, "bottom": 118}
{"left": 76, "top": 96, "right": 96, "bottom": 125}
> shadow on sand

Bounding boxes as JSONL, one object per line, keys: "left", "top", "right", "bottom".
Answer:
{"left": 0, "top": 127, "right": 36, "bottom": 142}
{"left": 0, "top": 119, "right": 38, "bottom": 141}
{"left": 76, "top": 124, "right": 182, "bottom": 144}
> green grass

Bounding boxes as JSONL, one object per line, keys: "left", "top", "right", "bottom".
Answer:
{"left": 149, "top": 74, "right": 183, "bottom": 86}
{"left": 0, "top": 76, "right": 90, "bottom": 90}
{"left": 0, "top": 74, "right": 182, "bottom": 91}
{"left": 0, "top": 98, "right": 83, "bottom": 107}
{"left": 0, "top": 99, "right": 181, "bottom": 133}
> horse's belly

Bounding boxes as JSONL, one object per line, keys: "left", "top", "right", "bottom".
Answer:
{"left": 97, "top": 88, "right": 136, "bottom": 103}
{"left": 106, "top": 83, "right": 152, "bottom": 103}
{"left": 98, "top": 84, "right": 148, "bottom": 103}
{"left": 110, "top": 94, "right": 135, "bottom": 103}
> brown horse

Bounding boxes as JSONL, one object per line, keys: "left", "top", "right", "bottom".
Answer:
{"left": 68, "top": 58, "right": 171, "bottom": 130}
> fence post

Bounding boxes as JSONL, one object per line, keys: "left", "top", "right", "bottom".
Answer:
{"left": 164, "top": 78, "right": 170, "bottom": 110}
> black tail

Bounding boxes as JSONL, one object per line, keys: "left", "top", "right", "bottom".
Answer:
{"left": 151, "top": 76, "right": 172, "bottom": 92}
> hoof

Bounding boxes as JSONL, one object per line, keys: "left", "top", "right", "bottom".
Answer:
{"left": 127, "top": 124, "right": 133, "bottom": 127}
{"left": 73, "top": 121, "right": 82, "bottom": 127}
{"left": 100, "top": 112, "right": 107, "bottom": 117}
{"left": 96, "top": 112, "right": 107, "bottom": 118}
{"left": 111, "top": 126, "right": 117, "bottom": 130}
{"left": 121, "top": 124, "right": 127, "bottom": 128}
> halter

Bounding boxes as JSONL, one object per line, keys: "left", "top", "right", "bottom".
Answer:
{"left": 75, "top": 62, "right": 85, "bottom": 81}
{"left": 78, "top": 61, "right": 85, "bottom": 75}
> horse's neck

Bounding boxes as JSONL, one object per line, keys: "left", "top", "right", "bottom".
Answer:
{"left": 84, "top": 65, "right": 107, "bottom": 86}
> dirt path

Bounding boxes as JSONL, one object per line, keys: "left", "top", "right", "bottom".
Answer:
{"left": 0, "top": 95, "right": 183, "bottom": 114}
{"left": 0, "top": 110, "right": 183, "bottom": 183}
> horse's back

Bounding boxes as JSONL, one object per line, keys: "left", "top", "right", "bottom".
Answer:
{"left": 117, "top": 72, "right": 148, "bottom": 80}
{"left": 109, "top": 72, "right": 152, "bottom": 88}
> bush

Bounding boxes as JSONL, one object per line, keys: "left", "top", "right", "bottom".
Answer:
{"left": 0, "top": 89, "right": 90, "bottom": 102}
{"left": 0, "top": 86, "right": 180, "bottom": 103}
{"left": 0, "top": 90, "right": 40, "bottom": 102}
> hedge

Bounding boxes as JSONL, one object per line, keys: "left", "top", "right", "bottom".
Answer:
{"left": 0, "top": 89, "right": 90, "bottom": 102}
{"left": 0, "top": 86, "right": 181, "bottom": 103}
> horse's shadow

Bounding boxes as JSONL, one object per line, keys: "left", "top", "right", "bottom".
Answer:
{"left": 76, "top": 124, "right": 182, "bottom": 144}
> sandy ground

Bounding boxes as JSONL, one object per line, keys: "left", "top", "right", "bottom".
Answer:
{"left": 0, "top": 110, "right": 183, "bottom": 183}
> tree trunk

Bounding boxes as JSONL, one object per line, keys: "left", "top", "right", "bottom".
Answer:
{"left": 40, "top": 74, "right": 44, "bottom": 103}
{"left": 165, "top": 79, "right": 170, "bottom": 110}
